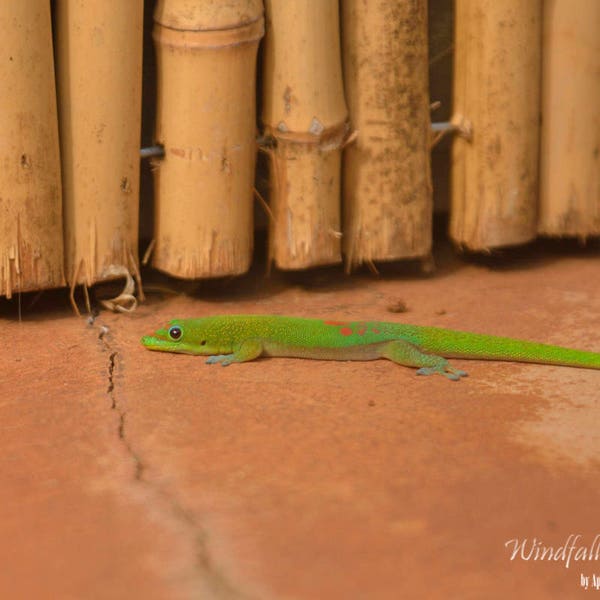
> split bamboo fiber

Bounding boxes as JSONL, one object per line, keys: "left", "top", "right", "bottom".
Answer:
{"left": 0, "top": 2, "right": 64, "bottom": 298}
{"left": 262, "top": 0, "right": 349, "bottom": 269}
{"left": 152, "top": 0, "right": 264, "bottom": 278}
{"left": 342, "top": 0, "right": 433, "bottom": 271}
{"left": 55, "top": 1, "right": 144, "bottom": 302}
{"left": 538, "top": 0, "right": 600, "bottom": 238}
{"left": 451, "top": 1, "right": 542, "bottom": 250}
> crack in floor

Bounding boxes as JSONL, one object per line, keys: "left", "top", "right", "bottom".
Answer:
{"left": 92, "top": 318, "right": 250, "bottom": 599}
{"left": 107, "top": 351, "right": 117, "bottom": 408}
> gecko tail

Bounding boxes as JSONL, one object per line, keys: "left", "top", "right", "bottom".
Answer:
{"left": 416, "top": 328, "right": 600, "bottom": 371}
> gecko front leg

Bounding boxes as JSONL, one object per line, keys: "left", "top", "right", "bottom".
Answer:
{"left": 206, "top": 339, "right": 263, "bottom": 366}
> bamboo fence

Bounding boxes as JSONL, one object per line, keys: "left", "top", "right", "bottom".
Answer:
{"left": 151, "top": 0, "right": 264, "bottom": 279}
{"left": 538, "top": 0, "right": 600, "bottom": 238}
{"left": 55, "top": 0, "right": 144, "bottom": 312}
{"left": 262, "top": 0, "right": 349, "bottom": 270}
{"left": 342, "top": 0, "right": 432, "bottom": 271}
{"left": 0, "top": 1, "right": 597, "bottom": 305}
{"left": 0, "top": 1, "right": 64, "bottom": 298}
{"left": 450, "top": 0, "right": 542, "bottom": 251}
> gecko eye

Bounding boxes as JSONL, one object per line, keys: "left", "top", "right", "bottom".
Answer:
{"left": 168, "top": 326, "right": 183, "bottom": 341}
{"left": 200, "top": 340, "right": 206, "bottom": 346}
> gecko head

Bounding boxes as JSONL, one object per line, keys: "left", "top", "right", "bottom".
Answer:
{"left": 141, "top": 319, "right": 224, "bottom": 355}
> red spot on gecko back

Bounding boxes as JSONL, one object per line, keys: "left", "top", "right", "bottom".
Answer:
{"left": 340, "top": 327, "right": 353, "bottom": 336}
{"left": 324, "top": 320, "right": 347, "bottom": 326}
{"left": 357, "top": 327, "right": 366, "bottom": 335}
{"left": 372, "top": 327, "right": 380, "bottom": 334}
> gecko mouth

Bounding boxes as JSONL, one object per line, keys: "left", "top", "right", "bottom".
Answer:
{"left": 140, "top": 334, "right": 205, "bottom": 355}
{"left": 140, "top": 334, "right": 170, "bottom": 350}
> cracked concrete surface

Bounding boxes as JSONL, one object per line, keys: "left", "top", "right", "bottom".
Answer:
{"left": 98, "top": 317, "right": 249, "bottom": 599}
{"left": 0, "top": 242, "right": 599, "bottom": 599}
{"left": 101, "top": 333, "right": 145, "bottom": 482}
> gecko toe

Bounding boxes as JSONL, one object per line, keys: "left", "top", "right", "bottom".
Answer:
{"left": 444, "top": 372, "right": 461, "bottom": 381}
{"left": 445, "top": 368, "right": 468, "bottom": 380}
{"left": 206, "top": 355, "right": 226, "bottom": 364}
{"left": 416, "top": 366, "right": 468, "bottom": 380}
{"left": 454, "top": 369, "right": 468, "bottom": 378}
{"left": 416, "top": 367, "right": 436, "bottom": 376}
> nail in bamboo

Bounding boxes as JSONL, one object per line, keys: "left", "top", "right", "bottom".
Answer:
{"left": 152, "top": 0, "right": 264, "bottom": 278}
{"left": 451, "top": 1, "right": 542, "bottom": 250}
{"left": 55, "top": 1, "right": 144, "bottom": 306}
{"left": 262, "top": 0, "right": 349, "bottom": 270}
{"left": 342, "top": 0, "right": 433, "bottom": 271}
{"left": 538, "top": 0, "right": 600, "bottom": 238}
{"left": 0, "top": 2, "right": 64, "bottom": 298}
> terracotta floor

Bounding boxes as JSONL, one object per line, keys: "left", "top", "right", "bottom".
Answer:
{"left": 1, "top": 241, "right": 599, "bottom": 599}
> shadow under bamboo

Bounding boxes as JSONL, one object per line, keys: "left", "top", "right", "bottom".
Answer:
{"left": 0, "top": 1, "right": 64, "bottom": 298}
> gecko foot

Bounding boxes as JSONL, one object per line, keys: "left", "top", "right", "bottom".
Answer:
{"left": 416, "top": 366, "right": 468, "bottom": 381}
{"left": 206, "top": 354, "right": 233, "bottom": 366}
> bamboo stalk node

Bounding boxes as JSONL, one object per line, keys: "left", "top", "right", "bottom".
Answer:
{"left": 308, "top": 117, "right": 324, "bottom": 136}
{"left": 153, "top": 17, "right": 264, "bottom": 50}
{"left": 154, "top": 0, "right": 264, "bottom": 31}
{"left": 266, "top": 120, "right": 351, "bottom": 151}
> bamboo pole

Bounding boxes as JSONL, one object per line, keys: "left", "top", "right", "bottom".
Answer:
{"left": 152, "top": 0, "right": 264, "bottom": 279}
{"left": 341, "top": 0, "right": 433, "bottom": 271}
{"left": 0, "top": 2, "right": 64, "bottom": 298}
{"left": 262, "top": 0, "right": 349, "bottom": 270}
{"left": 538, "top": 0, "right": 600, "bottom": 238}
{"left": 55, "top": 1, "right": 144, "bottom": 310}
{"left": 450, "top": 1, "right": 542, "bottom": 251}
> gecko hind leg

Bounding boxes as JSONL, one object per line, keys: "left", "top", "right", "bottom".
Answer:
{"left": 415, "top": 366, "right": 468, "bottom": 381}
{"left": 205, "top": 339, "right": 263, "bottom": 366}
{"left": 379, "top": 339, "right": 468, "bottom": 381}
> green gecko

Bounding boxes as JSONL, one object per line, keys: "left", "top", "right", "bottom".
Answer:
{"left": 140, "top": 315, "right": 600, "bottom": 381}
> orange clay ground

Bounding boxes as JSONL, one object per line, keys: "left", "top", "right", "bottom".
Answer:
{"left": 1, "top": 239, "right": 599, "bottom": 600}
